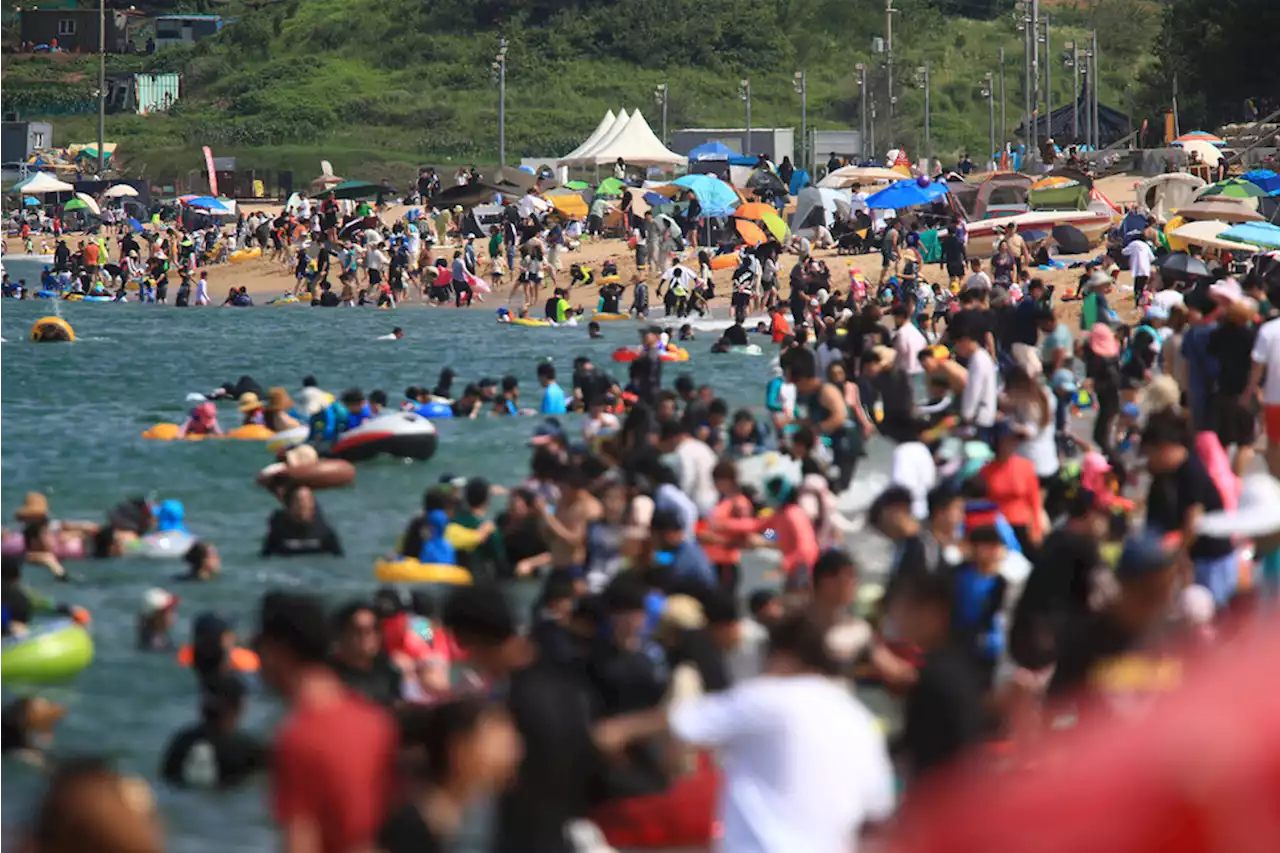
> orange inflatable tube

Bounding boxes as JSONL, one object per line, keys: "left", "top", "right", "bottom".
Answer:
{"left": 176, "top": 645, "right": 260, "bottom": 672}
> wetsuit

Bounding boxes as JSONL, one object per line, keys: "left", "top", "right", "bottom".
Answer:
{"left": 802, "top": 384, "right": 862, "bottom": 492}
{"left": 599, "top": 283, "right": 623, "bottom": 314}
{"left": 544, "top": 296, "right": 558, "bottom": 321}
{"left": 261, "top": 509, "right": 343, "bottom": 557}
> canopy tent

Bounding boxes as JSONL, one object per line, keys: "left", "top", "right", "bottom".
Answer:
{"left": 462, "top": 204, "right": 504, "bottom": 238}
{"left": 791, "top": 187, "right": 858, "bottom": 236}
{"left": 864, "top": 178, "right": 950, "bottom": 210}
{"left": 560, "top": 110, "right": 616, "bottom": 164}
{"left": 1135, "top": 173, "right": 1205, "bottom": 220}
{"left": 1169, "top": 220, "right": 1261, "bottom": 253}
{"left": 1013, "top": 96, "right": 1130, "bottom": 147}
{"left": 547, "top": 193, "right": 588, "bottom": 219}
{"left": 1243, "top": 169, "right": 1280, "bottom": 197}
{"left": 573, "top": 111, "right": 685, "bottom": 168}
{"left": 1221, "top": 222, "right": 1280, "bottom": 250}
{"left": 559, "top": 110, "right": 629, "bottom": 167}
{"left": 11, "top": 172, "right": 74, "bottom": 194}
{"left": 687, "top": 141, "right": 735, "bottom": 162}
{"left": 818, "top": 165, "right": 906, "bottom": 189}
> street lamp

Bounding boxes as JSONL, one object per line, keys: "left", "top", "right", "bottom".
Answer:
{"left": 492, "top": 38, "right": 508, "bottom": 169}
{"left": 97, "top": 0, "right": 105, "bottom": 177}
{"left": 739, "top": 78, "right": 752, "bottom": 157}
{"left": 1063, "top": 41, "right": 1078, "bottom": 142}
{"left": 793, "top": 71, "right": 807, "bottom": 173}
{"left": 915, "top": 64, "right": 930, "bottom": 165}
{"left": 980, "top": 73, "right": 995, "bottom": 168}
{"left": 855, "top": 63, "right": 869, "bottom": 162}
{"left": 653, "top": 83, "right": 668, "bottom": 144}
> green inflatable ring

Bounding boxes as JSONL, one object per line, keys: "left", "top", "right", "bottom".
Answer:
{"left": 1, "top": 619, "right": 94, "bottom": 683}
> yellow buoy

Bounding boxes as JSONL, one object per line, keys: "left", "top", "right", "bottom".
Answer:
{"left": 30, "top": 317, "right": 75, "bottom": 343}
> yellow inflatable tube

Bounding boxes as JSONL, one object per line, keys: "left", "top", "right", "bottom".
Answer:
{"left": 30, "top": 317, "right": 75, "bottom": 342}
{"left": 228, "top": 248, "right": 262, "bottom": 263}
{"left": 509, "top": 317, "right": 551, "bottom": 327}
{"left": 142, "top": 423, "right": 283, "bottom": 441}
{"left": 591, "top": 313, "right": 630, "bottom": 322}
{"left": 373, "top": 559, "right": 473, "bottom": 585}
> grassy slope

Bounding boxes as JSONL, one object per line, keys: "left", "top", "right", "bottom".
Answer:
{"left": 10, "top": 0, "right": 1149, "bottom": 186}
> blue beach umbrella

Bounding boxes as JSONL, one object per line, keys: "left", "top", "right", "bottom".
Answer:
{"left": 671, "top": 173, "right": 739, "bottom": 217}
{"left": 184, "top": 196, "right": 232, "bottom": 214}
{"left": 127, "top": 217, "right": 144, "bottom": 233}
{"left": 864, "top": 177, "right": 951, "bottom": 210}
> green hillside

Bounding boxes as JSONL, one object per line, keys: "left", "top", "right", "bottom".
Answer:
{"left": 7, "top": 0, "right": 1161, "bottom": 184}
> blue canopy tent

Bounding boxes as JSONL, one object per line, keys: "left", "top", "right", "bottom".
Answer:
{"left": 788, "top": 170, "right": 811, "bottom": 196}
{"left": 1221, "top": 222, "right": 1280, "bottom": 250}
{"left": 687, "top": 141, "right": 735, "bottom": 162}
{"left": 864, "top": 178, "right": 950, "bottom": 210}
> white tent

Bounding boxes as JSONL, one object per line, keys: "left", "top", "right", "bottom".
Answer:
{"left": 16, "top": 172, "right": 74, "bottom": 194}
{"left": 577, "top": 111, "right": 685, "bottom": 168}
{"left": 791, "top": 187, "right": 860, "bottom": 236}
{"left": 560, "top": 110, "right": 615, "bottom": 163}
{"left": 560, "top": 109, "right": 629, "bottom": 167}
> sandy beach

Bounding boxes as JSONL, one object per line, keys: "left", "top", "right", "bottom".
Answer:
{"left": 5, "top": 176, "right": 1144, "bottom": 325}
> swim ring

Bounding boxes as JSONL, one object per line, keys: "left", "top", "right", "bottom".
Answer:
{"left": 591, "top": 312, "right": 631, "bottom": 322}
{"left": 83, "top": 295, "right": 112, "bottom": 303}
{"left": 267, "top": 295, "right": 300, "bottom": 305}
{"left": 142, "top": 423, "right": 298, "bottom": 441}
{"left": 30, "top": 317, "right": 74, "bottom": 343}
{"left": 373, "top": 558, "right": 473, "bottom": 585}
{"left": 724, "top": 344, "right": 763, "bottom": 356}
{"left": 62, "top": 293, "right": 85, "bottom": 301}
{"left": 612, "top": 345, "right": 689, "bottom": 363}
{"left": 0, "top": 532, "right": 85, "bottom": 560}
{"left": 416, "top": 401, "right": 454, "bottom": 419}
{"left": 177, "top": 644, "right": 260, "bottom": 672}
{"left": 257, "top": 458, "right": 356, "bottom": 491}
{"left": 228, "top": 248, "right": 262, "bottom": 263}
{"left": 132, "top": 530, "right": 197, "bottom": 559}
{"left": 264, "top": 425, "right": 311, "bottom": 452}
{"left": 331, "top": 412, "right": 438, "bottom": 462}
{"left": 509, "top": 317, "right": 551, "bottom": 327}
{"left": 1, "top": 619, "right": 94, "bottom": 683}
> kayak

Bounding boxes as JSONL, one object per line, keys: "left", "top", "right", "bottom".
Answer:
{"left": 1, "top": 619, "right": 94, "bottom": 683}
{"left": 373, "top": 558, "right": 473, "bottom": 585}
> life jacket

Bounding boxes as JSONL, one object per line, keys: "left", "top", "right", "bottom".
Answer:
{"left": 311, "top": 401, "right": 351, "bottom": 442}
{"left": 418, "top": 510, "right": 458, "bottom": 565}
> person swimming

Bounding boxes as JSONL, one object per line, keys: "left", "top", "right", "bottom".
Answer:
{"left": 588, "top": 321, "right": 603, "bottom": 339}
{"left": 377, "top": 327, "right": 405, "bottom": 340}
{"left": 177, "top": 402, "right": 222, "bottom": 438}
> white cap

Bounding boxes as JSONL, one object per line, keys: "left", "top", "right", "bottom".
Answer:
{"left": 142, "top": 587, "right": 178, "bottom": 615}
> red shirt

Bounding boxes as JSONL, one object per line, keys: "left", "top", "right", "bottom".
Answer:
{"left": 272, "top": 686, "right": 399, "bottom": 853}
{"left": 979, "top": 455, "right": 1042, "bottom": 540}
{"left": 83, "top": 242, "right": 101, "bottom": 266}
{"left": 770, "top": 312, "right": 792, "bottom": 344}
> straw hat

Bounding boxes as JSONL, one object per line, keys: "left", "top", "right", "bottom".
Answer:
{"left": 1145, "top": 375, "right": 1181, "bottom": 413}
{"left": 14, "top": 492, "right": 49, "bottom": 522}
{"left": 266, "top": 387, "right": 293, "bottom": 412}
{"left": 237, "top": 392, "right": 264, "bottom": 413}
{"left": 870, "top": 345, "right": 898, "bottom": 371}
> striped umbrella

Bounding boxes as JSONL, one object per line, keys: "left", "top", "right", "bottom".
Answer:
{"left": 1172, "top": 130, "right": 1225, "bottom": 146}
{"left": 1200, "top": 178, "right": 1267, "bottom": 199}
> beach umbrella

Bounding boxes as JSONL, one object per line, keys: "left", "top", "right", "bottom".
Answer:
{"left": 564, "top": 180, "right": 590, "bottom": 191}
{"left": 1173, "top": 130, "right": 1225, "bottom": 146}
{"left": 63, "top": 198, "right": 92, "bottom": 213}
{"left": 760, "top": 210, "right": 789, "bottom": 242}
{"left": 126, "top": 217, "right": 144, "bottom": 233}
{"left": 183, "top": 196, "right": 232, "bottom": 214}
{"left": 1200, "top": 178, "right": 1267, "bottom": 200}
{"left": 655, "top": 213, "right": 681, "bottom": 237}
{"left": 864, "top": 177, "right": 951, "bottom": 210}
{"left": 1220, "top": 222, "right": 1280, "bottom": 250}
{"left": 1175, "top": 198, "right": 1264, "bottom": 223}
{"left": 74, "top": 192, "right": 101, "bottom": 216}
{"left": 1159, "top": 251, "right": 1210, "bottom": 280}
{"left": 735, "top": 201, "right": 775, "bottom": 221}
{"left": 328, "top": 179, "right": 390, "bottom": 200}
{"left": 103, "top": 184, "right": 139, "bottom": 198}
{"left": 670, "top": 174, "right": 740, "bottom": 217}
{"left": 1051, "top": 223, "right": 1090, "bottom": 254}
{"left": 595, "top": 177, "right": 626, "bottom": 198}
{"left": 643, "top": 191, "right": 671, "bottom": 207}
{"left": 746, "top": 170, "right": 787, "bottom": 195}
{"left": 735, "top": 219, "right": 768, "bottom": 245}
{"left": 1169, "top": 219, "right": 1259, "bottom": 253}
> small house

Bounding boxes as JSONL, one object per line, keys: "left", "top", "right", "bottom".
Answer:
{"left": 152, "top": 15, "right": 223, "bottom": 49}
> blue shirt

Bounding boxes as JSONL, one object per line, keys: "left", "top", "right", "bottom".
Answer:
{"left": 346, "top": 403, "right": 373, "bottom": 430}
{"left": 540, "top": 382, "right": 567, "bottom": 415}
{"left": 659, "top": 540, "right": 715, "bottom": 588}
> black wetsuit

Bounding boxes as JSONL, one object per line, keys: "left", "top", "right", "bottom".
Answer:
{"left": 803, "top": 384, "right": 861, "bottom": 491}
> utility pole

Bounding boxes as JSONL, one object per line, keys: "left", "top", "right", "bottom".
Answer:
{"left": 869, "top": 101, "right": 877, "bottom": 161}
{"left": 654, "top": 83, "right": 669, "bottom": 144}
{"left": 1030, "top": 0, "right": 1039, "bottom": 155}
{"left": 885, "top": 0, "right": 897, "bottom": 148}
{"left": 917, "top": 63, "right": 931, "bottom": 164}
{"left": 1041, "top": 14, "right": 1051, "bottom": 142}
{"left": 97, "top": 0, "right": 105, "bottom": 177}
{"left": 739, "top": 78, "right": 752, "bottom": 156}
{"left": 492, "top": 39, "right": 508, "bottom": 168}
{"left": 1019, "top": 3, "right": 1032, "bottom": 159}
{"left": 1091, "top": 29, "right": 1100, "bottom": 150}
{"left": 793, "top": 71, "right": 807, "bottom": 172}
{"left": 1066, "top": 41, "right": 1079, "bottom": 142}
{"left": 998, "top": 47, "right": 1006, "bottom": 154}
{"left": 1171, "top": 73, "right": 1180, "bottom": 141}
{"left": 856, "top": 62, "right": 869, "bottom": 161}
{"left": 981, "top": 73, "right": 995, "bottom": 168}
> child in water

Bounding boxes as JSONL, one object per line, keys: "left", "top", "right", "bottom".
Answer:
{"left": 176, "top": 402, "right": 222, "bottom": 438}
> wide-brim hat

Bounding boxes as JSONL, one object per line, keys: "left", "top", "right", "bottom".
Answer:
{"left": 14, "top": 491, "right": 50, "bottom": 522}
{"left": 266, "top": 387, "right": 293, "bottom": 412}
{"left": 237, "top": 392, "right": 263, "bottom": 413}
{"left": 1198, "top": 474, "right": 1280, "bottom": 538}
{"left": 1087, "top": 323, "right": 1120, "bottom": 359}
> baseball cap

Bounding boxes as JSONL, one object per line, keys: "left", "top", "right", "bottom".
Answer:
{"left": 192, "top": 611, "right": 232, "bottom": 640}
{"left": 142, "top": 588, "right": 179, "bottom": 615}
{"left": 1115, "top": 534, "right": 1179, "bottom": 581}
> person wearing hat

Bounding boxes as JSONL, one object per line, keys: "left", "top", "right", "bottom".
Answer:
{"left": 1083, "top": 323, "right": 1123, "bottom": 454}
{"left": 176, "top": 401, "right": 223, "bottom": 438}
{"left": 138, "top": 588, "right": 180, "bottom": 651}
{"left": 262, "top": 387, "right": 301, "bottom": 432}
{"left": 1079, "top": 269, "right": 1117, "bottom": 330}
{"left": 237, "top": 392, "right": 265, "bottom": 427}
{"left": 1047, "top": 534, "right": 1184, "bottom": 716}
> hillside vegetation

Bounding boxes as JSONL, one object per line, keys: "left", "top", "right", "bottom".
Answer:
{"left": 8, "top": 0, "right": 1173, "bottom": 183}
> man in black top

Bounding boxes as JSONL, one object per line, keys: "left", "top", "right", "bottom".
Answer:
{"left": 160, "top": 673, "right": 266, "bottom": 789}
{"left": 1207, "top": 302, "right": 1258, "bottom": 473}
{"left": 443, "top": 585, "right": 599, "bottom": 853}
{"left": 1141, "top": 413, "right": 1238, "bottom": 604}
{"left": 633, "top": 325, "right": 664, "bottom": 404}
{"left": 1010, "top": 279, "right": 1046, "bottom": 349}
{"left": 1047, "top": 534, "right": 1184, "bottom": 723}
{"left": 330, "top": 601, "right": 402, "bottom": 706}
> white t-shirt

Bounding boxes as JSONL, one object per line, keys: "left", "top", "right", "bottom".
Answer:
{"left": 669, "top": 674, "right": 895, "bottom": 853}
{"left": 1123, "top": 239, "right": 1155, "bottom": 278}
{"left": 964, "top": 271, "right": 992, "bottom": 291}
{"left": 1252, "top": 317, "right": 1280, "bottom": 405}
{"left": 1152, "top": 288, "right": 1184, "bottom": 312}
{"left": 673, "top": 437, "right": 720, "bottom": 515}
{"left": 894, "top": 321, "right": 928, "bottom": 375}
{"left": 890, "top": 440, "right": 937, "bottom": 519}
